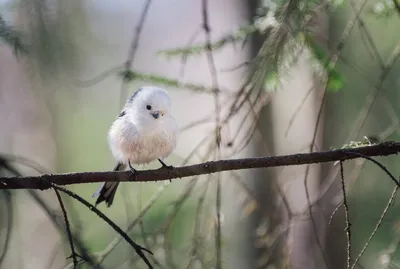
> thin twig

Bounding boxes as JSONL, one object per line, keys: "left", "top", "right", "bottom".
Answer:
{"left": 184, "top": 178, "right": 211, "bottom": 269}
{"left": 347, "top": 41, "right": 400, "bottom": 140}
{"left": 328, "top": 201, "right": 343, "bottom": 225}
{"left": 314, "top": 41, "right": 400, "bottom": 216}
{"left": 284, "top": 85, "right": 315, "bottom": 138}
{"left": 220, "top": 61, "right": 251, "bottom": 72}
{"left": 124, "top": 0, "right": 152, "bottom": 70}
{"left": 94, "top": 181, "right": 168, "bottom": 264}
{"left": 119, "top": 0, "right": 153, "bottom": 106}
{"left": 45, "top": 241, "right": 62, "bottom": 269}
{"left": 74, "top": 65, "right": 124, "bottom": 87}
{"left": 53, "top": 188, "right": 79, "bottom": 268}
{"left": 351, "top": 186, "right": 399, "bottom": 269}
{"left": 51, "top": 184, "right": 154, "bottom": 269}
{"left": 303, "top": 163, "right": 332, "bottom": 269}
{"left": 28, "top": 191, "right": 101, "bottom": 269}
{"left": 0, "top": 154, "right": 49, "bottom": 174}
{"left": 346, "top": 152, "right": 400, "bottom": 187}
{"left": 340, "top": 161, "right": 351, "bottom": 269}
{"left": 179, "top": 26, "right": 203, "bottom": 78}
{"left": 304, "top": 109, "right": 400, "bottom": 217}
{"left": 307, "top": 0, "right": 368, "bottom": 152}
{"left": 201, "top": 0, "right": 221, "bottom": 148}
{"left": 138, "top": 219, "right": 165, "bottom": 269}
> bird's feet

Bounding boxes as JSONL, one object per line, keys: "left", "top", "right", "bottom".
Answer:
{"left": 158, "top": 159, "right": 173, "bottom": 182}
{"left": 128, "top": 160, "right": 140, "bottom": 181}
{"left": 158, "top": 158, "right": 173, "bottom": 170}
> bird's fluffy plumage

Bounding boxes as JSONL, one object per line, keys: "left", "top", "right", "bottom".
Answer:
{"left": 93, "top": 86, "right": 178, "bottom": 206}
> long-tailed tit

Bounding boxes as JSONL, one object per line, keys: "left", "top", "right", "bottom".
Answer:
{"left": 93, "top": 86, "right": 178, "bottom": 207}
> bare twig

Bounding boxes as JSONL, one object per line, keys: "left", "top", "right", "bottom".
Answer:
{"left": 306, "top": 104, "right": 400, "bottom": 216}
{"left": 303, "top": 163, "right": 332, "bottom": 269}
{"left": 2, "top": 142, "right": 400, "bottom": 189}
{"left": 45, "top": 241, "right": 62, "bottom": 269}
{"left": 220, "top": 61, "right": 251, "bottom": 72}
{"left": 179, "top": 26, "right": 203, "bottom": 77}
{"left": 185, "top": 180, "right": 210, "bottom": 269}
{"left": 328, "top": 201, "right": 343, "bottom": 225}
{"left": 351, "top": 186, "right": 399, "bottom": 269}
{"left": 346, "top": 152, "right": 399, "bottom": 187}
{"left": 51, "top": 184, "right": 154, "bottom": 269}
{"left": 124, "top": 0, "right": 152, "bottom": 72}
{"left": 0, "top": 154, "right": 49, "bottom": 174}
{"left": 340, "top": 162, "right": 351, "bottom": 269}
{"left": 201, "top": 0, "right": 221, "bottom": 148}
{"left": 138, "top": 219, "right": 165, "bottom": 269}
{"left": 74, "top": 65, "right": 124, "bottom": 87}
{"left": 347, "top": 41, "right": 400, "bottom": 140}
{"left": 28, "top": 191, "right": 100, "bottom": 269}
{"left": 306, "top": 0, "right": 368, "bottom": 152}
{"left": 334, "top": 152, "right": 400, "bottom": 269}
{"left": 284, "top": 85, "right": 315, "bottom": 138}
{"left": 313, "top": 42, "right": 400, "bottom": 217}
{"left": 53, "top": 188, "right": 79, "bottom": 268}
{"left": 0, "top": 156, "right": 97, "bottom": 268}
{"left": 120, "top": 0, "right": 153, "bottom": 106}
{"left": 94, "top": 181, "right": 168, "bottom": 264}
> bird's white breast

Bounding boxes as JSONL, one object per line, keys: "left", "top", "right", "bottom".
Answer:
{"left": 108, "top": 116, "right": 177, "bottom": 165}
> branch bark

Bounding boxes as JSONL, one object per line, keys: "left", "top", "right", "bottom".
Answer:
{"left": 1, "top": 141, "right": 399, "bottom": 190}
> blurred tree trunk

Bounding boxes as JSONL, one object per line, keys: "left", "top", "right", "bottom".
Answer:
{"left": 0, "top": 45, "right": 62, "bottom": 268}
{"left": 322, "top": 3, "right": 400, "bottom": 268}
{"left": 0, "top": 0, "right": 85, "bottom": 268}
{"left": 247, "top": 1, "right": 330, "bottom": 268}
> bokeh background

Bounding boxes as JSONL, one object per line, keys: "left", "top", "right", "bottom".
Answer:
{"left": 1, "top": 0, "right": 400, "bottom": 269}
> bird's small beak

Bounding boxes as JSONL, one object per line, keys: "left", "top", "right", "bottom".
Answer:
{"left": 152, "top": 111, "right": 160, "bottom": 119}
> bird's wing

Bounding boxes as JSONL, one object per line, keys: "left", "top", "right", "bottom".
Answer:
{"left": 116, "top": 88, "right": 143, "bottom": 119}
{"left": 118, "top": 109, "right": 126, "bottom": 118}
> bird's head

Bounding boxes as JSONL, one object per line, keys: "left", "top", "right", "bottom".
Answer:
{"left": 128, "top": 86, "right": 173, "bottom": 126}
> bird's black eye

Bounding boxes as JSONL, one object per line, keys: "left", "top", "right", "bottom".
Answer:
{"left": 146, "top": 105, "right": 152, "bottom": 110}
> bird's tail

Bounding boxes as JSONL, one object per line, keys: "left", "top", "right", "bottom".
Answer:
{"left": 93, "top": 162, "right": 126, "bottom": 207}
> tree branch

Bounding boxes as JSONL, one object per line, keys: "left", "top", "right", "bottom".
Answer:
{"left": 1, "top": 141, "right": 400, "bottom": 190}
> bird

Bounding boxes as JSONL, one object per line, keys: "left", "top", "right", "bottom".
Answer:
{"left": 93, "top": 86, "right": 178, "bottom": 207}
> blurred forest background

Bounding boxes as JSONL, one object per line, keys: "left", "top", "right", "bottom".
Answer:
{"left": 1, "top": 0, "right": 400, "bottom": 268}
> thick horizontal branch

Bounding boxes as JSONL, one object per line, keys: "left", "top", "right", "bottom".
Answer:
{"left": 1, "top": 141, "right": 399, "bottom": 190}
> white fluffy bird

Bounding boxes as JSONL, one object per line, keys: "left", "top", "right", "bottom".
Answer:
{"left": 93, "top": 86, "right": 178, "bottom": 207}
